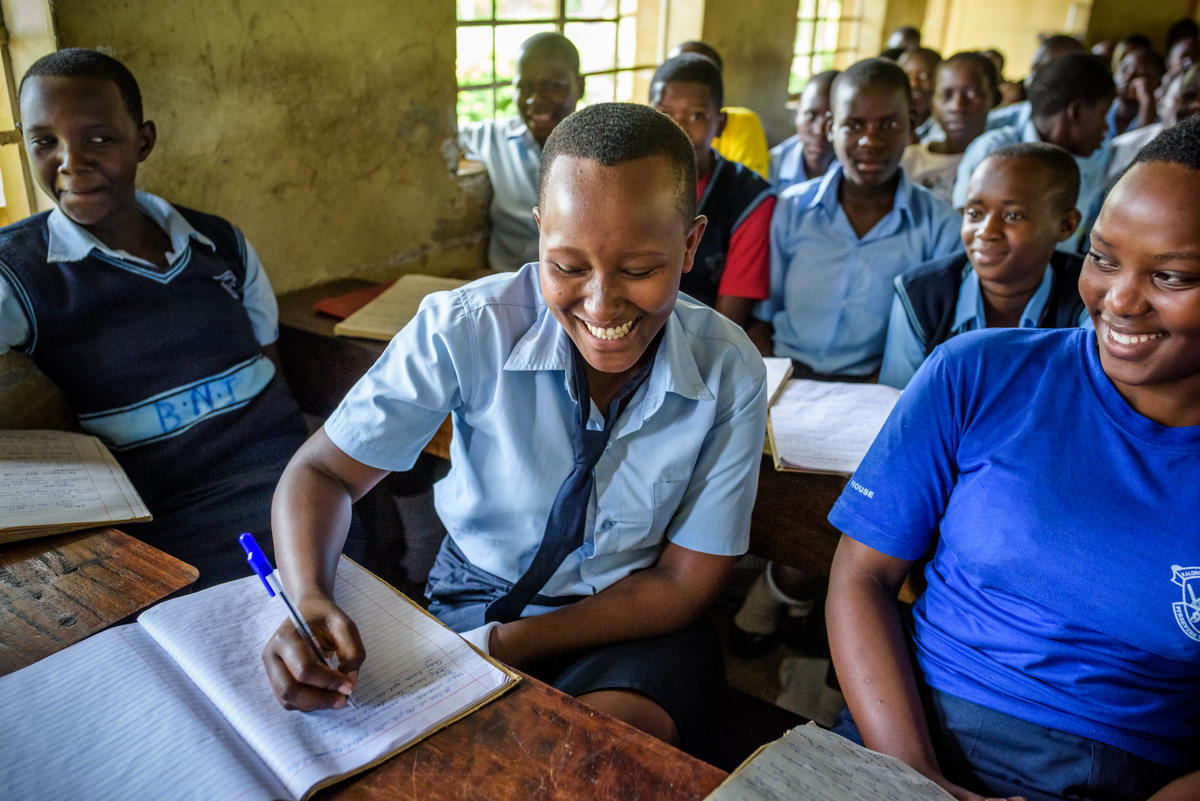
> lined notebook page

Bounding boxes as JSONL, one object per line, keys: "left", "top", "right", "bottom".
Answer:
{"left": 140, "top": 559, "right": 514, "bottom": 800}
{"left": 768, "top": 380, "right": 901, "bottom": 475}
{"left": 0, "top": 625, "right": 287, "bottom": 801}
{"left": 704, "top": 723, "right": 956, "bottom": 801}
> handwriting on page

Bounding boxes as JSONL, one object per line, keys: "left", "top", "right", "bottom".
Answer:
{"left": 707, "top": 723, "right": 956, "bottom": 801}
{"left": 769, "top": 380, "right": 901, "bottom": 475}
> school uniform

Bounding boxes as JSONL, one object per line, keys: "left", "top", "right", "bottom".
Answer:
{"left": 768, "top": 134, "right": 836, "bottom": 193}
{"left": 459, "top": 117, "right": 542, "bottom": 271}
{"left": 829, "top": 328, "right": 1199, "bottom": 799}
{"left": 758, "top": 164, "right": 961, "bottom": 376}
{"left": 878, "top": 251, "right": 1088, "bottom": 388}
{"left": 985, "top": 99, "right": 1030, "bottom": 131}
{"left": 900, "top": 143, "right": 962, "bottom": 205}
{"left": 951, "top": 120, "right": 1112, "bottom": 253}
{"left": 685, "top": 154, "right": 775, "bottom": 308}
{"left": 1107, "top": 120, "right": 1164, "bottom": 179}
{"left": 0, "top": 191, "right": 306, "bottom": 586}
{"left": 323, "top": 263, "right": 768, "bottom": 743}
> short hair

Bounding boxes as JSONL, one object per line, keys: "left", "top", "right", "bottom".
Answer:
{"left": 805, "top": 70, "right": 840, "bottom": 95}
{"left": 539, "top": 102, "right": 697, "bottom": 222}
{"left": 1131, "top": 113, "right": 1200, "bottom": 171}
{"left": 650, "top": 53, "right": 723, "bottom": 109}
{"left": 517, "top": 32, "right": 581, "bottom": 73}
{"left": 941, "top": 51, "right": 1000, "bottom": 102}
{"left": 1028, "top": 53, "right": 1113, "bottom": 117}
{"left": 879, "top": 47, "right": 906, "bottom": 62}
{"left": 1033, "top": 34, "right": 1085, "bottom": 69}
{"left": 1116, "top": 33, "right": 1154, "bottom": 54}
{"left": 831, "top": 58, "right": 912, "bottom": 112}
{"left": 670, "top": 40, "right": 722, "bottom": 71}
{"left": 1167, "top": 18, "right": 1199, "bottom": 48}
{"left": 980, "top": 142, "right": 1081, "bottom": 211}
{"left": 899, "top": 47, "right": 943, "bottom": 71}
{"left": 19, "top": 48, "right": 143, "bottom": 124}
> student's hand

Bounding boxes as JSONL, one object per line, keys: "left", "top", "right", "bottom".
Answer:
{"left": 933, "top": 775, "right": 1026, "bottom": 801}
{"left": 262, "top": 595, "right": 364, "bottom": 711}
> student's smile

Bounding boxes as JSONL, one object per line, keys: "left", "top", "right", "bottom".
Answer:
{"left": 829, "top": 83, "right": 909, "bottom": 189}
{"left": 535, "top": 154, "right": 704, "bottom": 394}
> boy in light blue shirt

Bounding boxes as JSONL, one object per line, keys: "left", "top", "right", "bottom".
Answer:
{"left": 754, "top": 58, "right": 960, "bottom": 377}
{"left": 261, "top": 103, "right": 768, "bottom": 750}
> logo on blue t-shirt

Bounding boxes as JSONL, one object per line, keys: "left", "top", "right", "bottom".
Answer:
{"left": 1171, "top": 565, "right": 1200, "bottom": 643}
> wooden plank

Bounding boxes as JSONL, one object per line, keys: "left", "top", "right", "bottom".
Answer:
{"left": 0, "top": 527, "right": 198, "bottom": 675}
{"left": 318, "top": 672, "right": 727, "bottom": 801}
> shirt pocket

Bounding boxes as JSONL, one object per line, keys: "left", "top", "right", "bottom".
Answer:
{"left": 593, "top": 476, "right": 690, "bottom": 557}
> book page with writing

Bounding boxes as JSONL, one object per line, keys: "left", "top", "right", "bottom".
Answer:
{"left": 332, "top": 275, "right": 466, "bottom": 341}
{"left": 0, "top": 429, "right": 151, "bottom": 541}
{"left": 767, "top": 380, "right": 901, "bottom": 475}
{"left": 140, "top": 558, "right": 515, "bottom": 800}
{"left": 0, "top": 624, "right": 288, "bottom": 801}
{"left": 704, "top": 723, "right": 956, "bottom": 801}
{"left": 763, "top": 358, "right": 793, "bottom": 408}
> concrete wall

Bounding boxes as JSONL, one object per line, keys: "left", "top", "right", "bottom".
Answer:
{"left": 50, "top": 0, "right": 488, "bottom": 293}
{"left": 921, "top": 0, "right": 1085, "bottom": 78}
{"left": 702, "top": 0, "right": 797, "bottom": 144}
{"left": 1085, "top": 0, "right": 1197, "bottom": 51}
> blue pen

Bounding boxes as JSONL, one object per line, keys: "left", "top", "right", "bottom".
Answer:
{"left": 239, "top": 532, "right": 358, "bottom": 708}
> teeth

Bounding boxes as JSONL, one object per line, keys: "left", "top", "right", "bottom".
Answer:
{"left": 584, "top": 319, "right": 634, "bottom": 340}
{"left": 1108, "top": 327, "right": 1163, "bottom": 345}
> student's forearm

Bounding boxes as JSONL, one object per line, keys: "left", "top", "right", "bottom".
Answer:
{"left": 826, "top": 539, "right": 944, "bottom": 781}
{"left": 1148, "top": 771, "right": 1200, "bottom": 801}
{"left": 490, "top": 546, "right": 733, "bottom": 667}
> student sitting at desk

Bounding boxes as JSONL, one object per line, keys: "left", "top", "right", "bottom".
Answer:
{"left": 459, "top": 33, "right": 583, "bottom": 272}
{"left": 651, "top": 53, "right": 775, "bottom": 330}
{"left": 260, "top": 103, "right": 768, "bottom": 749}
{"left": 754, "top": 57, "right": 961, "bottom": 378}
{"left": 0, "top": 49, "right": 307, "bottom": 588}
{"left": 880, "top": 143, "right": 1087, "bottom": 388}
{"left": 769, "top": 70, "right": 838, "bottom": 193}
{"left": 825, "top": 116, "right": 1200, "bottom": 801}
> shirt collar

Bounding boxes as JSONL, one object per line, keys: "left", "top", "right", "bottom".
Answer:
{"left": 45, "top": 190, "right": 215, "bottom": 265}
{"left": 808, "top": 162, "right": 915, "bottom": 226}
{"left": 957, "top": 263, "right": 1056, "bottom": 332}
{"left": 505, "top": 116, "right": 540, "bottom": 150}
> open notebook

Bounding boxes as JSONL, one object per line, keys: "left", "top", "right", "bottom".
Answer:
{"left": 767, "top": 380, "right": 902, "bottom": 476}
{"left": 704, "top": 722, "right": 955, "bottom": 801}
{"left": 0, "top": 429, "right": 151, "bottom": 543}
{"left": 0, "top": 558, "right": 518, "bottom": 801}
{"left": 332, "top": 274, "right": 467, "bottom": 341}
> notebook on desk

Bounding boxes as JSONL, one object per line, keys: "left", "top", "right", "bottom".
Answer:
{"left": 766, "top": 380, "right": 901, "bottom": 476}
{"left": 332, "top": 274, "right": 467, "bottom": 341}
{"left": 0, "top": 557, "right": 518, "bottom": 801}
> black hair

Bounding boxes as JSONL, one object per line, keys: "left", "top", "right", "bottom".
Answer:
{"left": 805, "top": 70, "right": 840, "bottom": 94}
{"left": 650, "top": 53, "right": 723, "bottom": 109}
{"left": 831, "top": 58, "right": 913, "bottom": 112}
{"left": 670, "top": 40, "right": 722, "bottom": 71}
{"left": 1032, "top": 34, "right": 1085, "bottom": 69}
{"left": 982, "top": 142, "right": 1081, "bottom": 210}
{"left": 518, "top": 32, "right": 581, "bottom": 73}
{"left": 879, "top": 47, "right": 906, "bottom": 62}
{"left": 941, "top": 51, "right": 1000, "bottom": 102}
{"left": 982, "top": 48, "right": 1005, "bottom": 72}
{"left": 1131, "top": 113, "right": 1200, "bottom": 171}
{"left": 1116, "top": 34, "right": 1154, "bottom": 54}
{"left": 899, "top": 47, "right": 943, "bottom": 70}
{"left": 1028, "top": 53, "right": 1114, "bottom": 118}
{"left": 888, "top": 26, "right": 921, "bottom": 49}
{"left": 19, "top": 47, "right": 143, "bottom": 124}
{"left": 1167, "top": 18, "right": 1199, "bottom": 48}
{"left": 539, "top": 102, "right": 697, "bottom": 222}
{"left": 1119, "top": 46, "right": 1166, "bottom": 77}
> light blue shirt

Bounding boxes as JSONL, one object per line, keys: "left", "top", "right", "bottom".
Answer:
{"left": 878, "top": 262, "right": 1081, "bottom": 388}
{"left": 758, "top": 164, "right": 962, "bottom": 375}
{"left": 459, "top": 117, "right": 541, "bottom": 272}
{"left": 916, "top": 117, "right": 945, "bottom": 144}
{"left": 324, "top": 263, "right": 767, "bottom": 601}
{"left": 0, "top": 190, "right": 278, "bottom": 353}
{"left": 986, "top": 100, "right": 1031, "bottom": 131}
{"left": 951, "top": 119, "right": 1112, "bottom": 254}
{"left": 768, "top": 134, "right": 837, "bottom": 193}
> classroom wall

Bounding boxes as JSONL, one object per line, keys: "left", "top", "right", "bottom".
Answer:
{"left": 921, "top": 0, "right": 1085, "bottom": 78}
{"left": 701, "top": 0, "right": 797, "bottom": 144}
{"left": 1085, "top": 0, "right": 1198, "bottom": 51}
{"left": 48, "top": 0, "right": 489, "bottom": 293}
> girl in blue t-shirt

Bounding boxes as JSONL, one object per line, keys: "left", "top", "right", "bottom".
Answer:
{"left": 825, "top": 117, "right": 1200, "bottom": 801}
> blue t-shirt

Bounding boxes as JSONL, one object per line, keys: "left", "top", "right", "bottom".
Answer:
{"left": 829, "top": 328, "right": 1200, "bottom": 771}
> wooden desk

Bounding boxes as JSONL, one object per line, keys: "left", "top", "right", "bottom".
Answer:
{"left": 0, "top": 527, "right": 198, "bottom": 675}
{"left": 277, "top": 282, "right": 845, "bottom": 576}
{"left": 321, "top": 671, "right": 727, "bottom": 800}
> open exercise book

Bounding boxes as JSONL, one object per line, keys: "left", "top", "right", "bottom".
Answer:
{"left": 767, "top": 380, "right": 901, "bottom": 475}
{"left": 0, "top": 558, "right": 518, "bottom": 801}
{"left": 333, "top": 274, "right": 467, "bottom": 341}
{"left": 704, "top": 722, "right": 956, "bottom": 801}
{"left": 0, "top": 429, "right": 151, "bottom": 543}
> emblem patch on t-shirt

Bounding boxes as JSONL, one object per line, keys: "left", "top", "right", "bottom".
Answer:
{"left": 1171, "top": 565, "right": 1200, "bottom": 642}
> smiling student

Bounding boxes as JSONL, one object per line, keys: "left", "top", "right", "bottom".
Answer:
{"left": 260, "top": 102, "right": 768, "bottom": 749}
{"left": 881, "top": 143, "right": 1085, "bottom": 388}
{"left": 651, "top": 53, "right": 775, "bottom": 329}
{"left": 826, "top": 116, "right": 1200, "bottom": 801}
{"left": 769, "top": 70, "right": 838, "bottom": 192}
{"left": 459, "top": 33, "right": 583, "bottom": 271}
{"left": 0, "top": 49, "right": 306, "bottom": 588}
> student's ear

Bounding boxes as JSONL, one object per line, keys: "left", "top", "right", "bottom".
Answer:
{"left": 533, "top": 206, "right": 540, "bottom": 230}
{"left": 681, "top": 214, "right": 708, "bottom": 274}
{"left": 137, "top": 120, "right": 157, "bottom": 163}
{"left": 1056, "top": 206, "right": 1083, "bottom": 242}
{"left": 714, "top": 110, "right": 728, "bottom": 138}
{"left": 824, "top": 115, "right": 834, "bottom": 143}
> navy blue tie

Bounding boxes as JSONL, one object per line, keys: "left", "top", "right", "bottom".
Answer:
{"left": 485, "top": 343, "right": 655, "bottom": 623}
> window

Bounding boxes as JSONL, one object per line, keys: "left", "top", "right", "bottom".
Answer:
{"left": 789, "top": 0, "right": 864, "bottom": 95}
{"left": 455, "top": 0, "right": 656, "bottom": 125}
{"left": 0, "top": 15, "right": 38, "bottom": 225}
